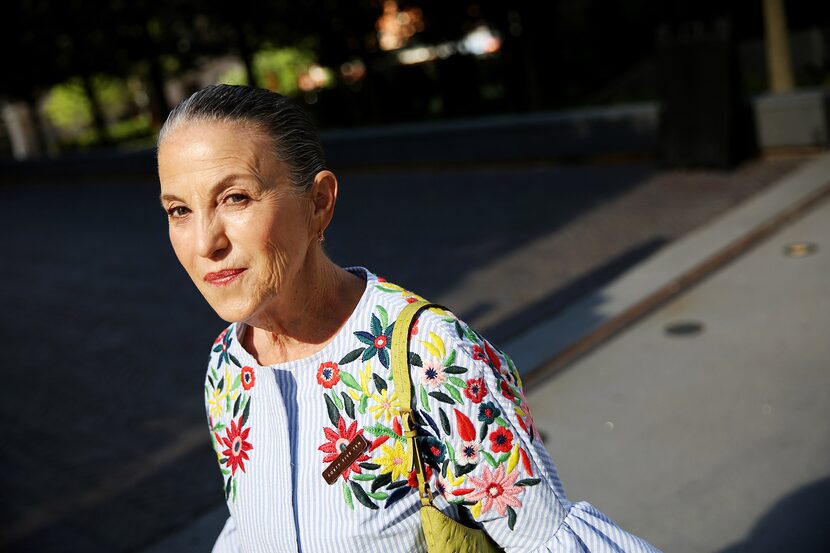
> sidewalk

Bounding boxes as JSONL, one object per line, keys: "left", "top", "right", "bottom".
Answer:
{"left": 143, "top": 153, "right": 830, "bottom": 552}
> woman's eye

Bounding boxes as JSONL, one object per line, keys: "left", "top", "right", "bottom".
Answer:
{"left": 168, "top": 206, "right": 190, "bottom": 218}
{"left": 226, "top": 193, "right": 249, "bottom": 205}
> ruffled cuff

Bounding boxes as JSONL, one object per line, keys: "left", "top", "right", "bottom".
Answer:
{"left": 538, "top": 501, "right": 661, "bottom": 552}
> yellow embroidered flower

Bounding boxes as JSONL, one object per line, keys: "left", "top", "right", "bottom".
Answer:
{"left": 208, "top": 387, "right": 227, "bottom": 418}
{"left": 374, "top": 439, "right": 410, "bottom": 481}
{"left": 369, "top": 388, "right": 402, "bottom": 421}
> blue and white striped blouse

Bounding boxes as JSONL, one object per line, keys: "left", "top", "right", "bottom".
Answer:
{"left": 204, "top": 266, "right": 659, "bottom": 552}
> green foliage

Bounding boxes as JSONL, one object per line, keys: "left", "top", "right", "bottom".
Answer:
{"left": 219, "top": 46, "right": 332, "bottom": 97}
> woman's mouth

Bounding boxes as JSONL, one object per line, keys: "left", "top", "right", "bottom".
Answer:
{"left": 204, "top": 268, "right": 247, "bottom": 286}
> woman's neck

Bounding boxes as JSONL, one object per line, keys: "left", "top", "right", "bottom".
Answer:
{"left": 243, "top": 253, "right": 365, "bottom": 366}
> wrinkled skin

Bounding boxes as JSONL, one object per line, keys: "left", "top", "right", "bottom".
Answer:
{"left": 157, "top": 119, "right": 363, "bottom": 364}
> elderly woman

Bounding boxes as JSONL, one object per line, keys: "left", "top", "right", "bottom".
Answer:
{"left": 157, "top": 84, "right": 658, "bottom": 552}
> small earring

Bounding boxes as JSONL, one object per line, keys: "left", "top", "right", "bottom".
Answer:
{"left": 317, "top": 230, "right": 325, "bottom": 244}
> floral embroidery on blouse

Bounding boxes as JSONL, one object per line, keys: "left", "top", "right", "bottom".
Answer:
{"left": 205, "top": 326, "right": 255, "bottom": 503}
{"left": 312, "top": 287, "right": 542, "bottom": 530}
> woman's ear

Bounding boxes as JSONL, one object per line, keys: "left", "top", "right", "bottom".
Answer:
{"left": 309, "top": 170, "right": 338, "bottom": 233}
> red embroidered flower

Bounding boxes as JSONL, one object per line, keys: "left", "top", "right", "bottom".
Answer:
{"left": 472, "top": 344, "right": 487, "bottom": 362}
{"left": 214, "top": 328, "right": 229, "bottom": 345}
{"left": 410, "top": 318, "right": 419, "bottom": 337}
{"left": 316, "top": 362, "right": 340, "bottom": 388}
{"left": 220, "top": 417, "right": 253, "bottom": 475}
{"left": 374, "top": 335, "right": 387, "bottom": 349}
{"left": 241, "top": 366, "right": 256, "bottom": 390}
{"left": 464, "top": 378, "right": 486, "bottom": 403}
{"left": 489, "top": 426, "right": 514, "bottom": 453}
{"left": 408, "top": 464, "right": 433, "bottom": 488}
{"left": 500, "top": 380, "right": 515, "bottom": 402}
{"left": 318, "top": 417, "right": 369, "bottom": 480}
{"left": 378, "top": 276, "right": 387, "bottom": 282}
{"left": 472, "top": 342, "right": 502, "bottom": 371}
{"left": 405, "top": 296, "right": 419, "bottom": 304}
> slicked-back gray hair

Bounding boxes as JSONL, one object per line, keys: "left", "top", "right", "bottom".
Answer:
{"left": 158, "top": 84, "right": 327, "bottom": 193}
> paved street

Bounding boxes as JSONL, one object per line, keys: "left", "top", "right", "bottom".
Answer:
{"left": 1, "top": 157, "right": 807, "bottom": 551}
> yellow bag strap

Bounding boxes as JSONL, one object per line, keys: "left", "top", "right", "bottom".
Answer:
{"left": 391, "top": 300, "right": 445, "bottom": 507}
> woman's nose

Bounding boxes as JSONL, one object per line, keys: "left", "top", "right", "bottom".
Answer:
{"left": 195, "top": 213, "right": 230, "bottom": 259}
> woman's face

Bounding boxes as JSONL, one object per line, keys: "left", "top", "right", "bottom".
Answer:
{"left": 158, "top": 120, "right": 316, "bottom": 323}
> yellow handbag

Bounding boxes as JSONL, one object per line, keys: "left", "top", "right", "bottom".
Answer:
{"left": 391, "top": 300, "right": 503, "bottom": 553}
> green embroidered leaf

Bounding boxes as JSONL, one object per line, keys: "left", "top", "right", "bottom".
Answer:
{"left": 358, "top": 395, "right": 369, "bottom": 414}
{"left": 448, "top": 376, "right": 467, "bottom": 388}
{"left": 445, "top": 440, "right": 456, "bottom": 464}
{"left": 448, "top": 498, "right": 466, "bottom": 505}
{"left": 419, "top": 386, "right": 430, "bottom": 413}
{"left": 385, "top": 486, "right": 411, "bottom": 508}
{"left": 373, "top": 373, "right": 388, "bottom": 393}
{"left": 324, "top": 394, "right": 340, "bottom": 426}
{"left": 495, "top": 417, "right": 509, "bottom": 428}
{"left": 331, "top": 390, "right": 344, "bottom": 410}
{"left": 342, "top": 392, "right": 355, "bottom": 419}
{"left": 207, "top": 375, "right": 214, "bottom": 388}
{"left": 441, "top": 459, "right": 449, "bottom": 478}
{"left": 498, "top": 452, "right": 511, "bottom": 464}
{"left": 232, "top": 394, "right": 241, "bottom": 417}
{"left": 220, "top": 467, "right": 230, "bottom": 476}
{"left": 213, "top": 344, "right": 223, "bottom": 353}
{"left": 443, "top": 349, "right": 457, "bottom": 367}
{"left": 372, "top": 472, "right": 392, "bottom": 491}
{"left": 360, "top": 462, "right": 381, "bottom": 470}
{"left": 367, "top": 491, "right": 389, "bottom": 500}
{"left": 463, "top": 326, "right": 478, "bottom": 343}
{"left": 240, "top": 399, "right": 251, "bottom": 426}
{"left": 217, "top": 377, "right": 225, "bottom": 393}
{"left": 228, "top": 353, "right": 241, "bottom": 367}
{"left": 409, "top": 352, "right": 423, "bottom": 367}
{"left": 232, "top": 478, "right": 237, "bottom": 502}
{"left": 225, "top": 394, "right": 231, "bottom": 412}
{"left": 444, "top": 383, "right": 463, "bottom": 404}
{"left": 352, "top": 474, "right": 376, "bottom": 481}
{"left": 479, "top": 422, "right": 488, "bottom": 442}
{"left": 377, "top": 305, "right": 389, "bottom": 330}
{"left": 350, "top": 481, "right": 379, "bottom": 510}
{"left": 230, "top": 374, "right": 241, "bottom": 391}
{"left": 370, "top": 314, "right": 383, "bottom": 337}
{"left": 516, "top": 478, "right": 541, "bottom": 487}
{"left": 224, "top": 476, "right": 232, "bottom": 500}
{"left": 454, "top": 320, "right": 464, "bottom": 340}
{"left": 361, "top": 347, "right": 376, "bottom": 362}
{"left": 387, "top": 479, "right": 408, "bottom": 490}
{"left": 343, "top": 481, "right": 354, "bottom": 510}
{"left": 506, "top": 505, "right": 517, "bottom": 530}
{"left": 375, "top": 285, "right": 400, "bottom": 294}
{"left": 365, "top": 423, "right": 405, "bottom": 443}
{"left": 339, "top": 371, "right": 362, "bottom": 391}
{"left": 340, "top": 348, "right": 365, "bottom": 365}
{"left": 429, "top": 391, "right": 455, "bottom": 405}
{"left": 455, "top": 462, "right": 477, "bottom": 476}
{"left": 438, "top": 408, "right": 451, "bottom": 435}
{"left": 444, "top": 366, "right": 468, "bottom": 375}
{"left": 214, "top": 422, "right": 226, "bottom": 432}
{"left": 482, "top": 451, "right": 498, "bottom": 468}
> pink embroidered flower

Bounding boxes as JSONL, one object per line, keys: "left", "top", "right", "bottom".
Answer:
{"left": 220, "top": 417, "right": 253, "bottom": 475}
{"left": 467, "top": 464, "right": 523, "bottom": 516}
{"left": 456, "top": 440, "right": 480, "bottom": 465}
{"left": 316, "top": 362, "right": 340, "bottom": 388}
{"left": 420, "top": 360, "right": 446, "bottom": 390}
{"left": 318, "top": 417, "right": 369, "bottom": 480}
{"left": 464, "top": 378, "right": 486, "bottom": 403}
{"left": 241, "top": 366, "right": 256, "bottom": 390}
{"left": 489, "top": 426, "right": 513, "bottom": 453}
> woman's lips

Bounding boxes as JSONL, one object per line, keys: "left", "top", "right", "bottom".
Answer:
{"left": 204, "top": 268, "right": 246, "bottom": 286}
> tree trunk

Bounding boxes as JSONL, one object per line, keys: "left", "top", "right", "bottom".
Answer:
{"left": 81, "top": 73, "right": 110, "bottom": 146}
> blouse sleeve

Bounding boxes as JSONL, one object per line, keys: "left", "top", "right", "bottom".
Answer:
{"left": 212, "top": 514, "right": 243, "bottom": 553}
{"left": 410, "top": 313, "right": 660, "bottom": 552}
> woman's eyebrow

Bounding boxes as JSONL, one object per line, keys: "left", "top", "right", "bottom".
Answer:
{"left": 159, "top": 174, "right": 261, "bottom": 206}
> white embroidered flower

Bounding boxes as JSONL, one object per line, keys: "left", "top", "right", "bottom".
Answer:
{"left": 419, "top": 360, "right": 446, "bottom": 390}
{"left": 456, "top": 440, "right": 480, "bottom": 465}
